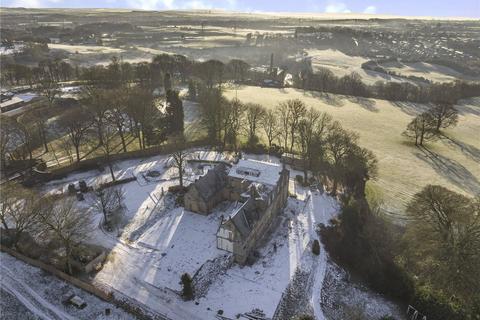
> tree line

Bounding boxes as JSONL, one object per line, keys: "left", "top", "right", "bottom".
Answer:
{"left": 198, "top": 86, "right": 377, "bottom": 198}
{"left": 0, "top": 57, "right": 185, "bottom": 176}
{"left": 297, "top": 67, "right": 480, "bottom": 104}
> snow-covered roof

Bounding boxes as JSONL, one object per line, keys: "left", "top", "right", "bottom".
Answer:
{"left": 228, "top": 159, "right": 282, "bottom": 186}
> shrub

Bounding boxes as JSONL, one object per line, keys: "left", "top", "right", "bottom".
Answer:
{"left": 295, "top": 175, "right": 303, "bottom": 185}
{"left": 312, "top": 239, "right": 320, "bottom": 255}
{"left": 294, "top": 315, "right": 314, "bottom": 320}
{"left": 412, "top": 287, "right": 467, "bottom": 320}
{"left": 168, "top": 185, "right": 188, "bottom": 194}
{"left": 180, "top": 273, "right": 194, "bottom": 300}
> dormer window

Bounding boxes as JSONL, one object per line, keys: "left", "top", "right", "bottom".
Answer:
{"left": 236, "top": 167, "right": 261, "bottom": 177}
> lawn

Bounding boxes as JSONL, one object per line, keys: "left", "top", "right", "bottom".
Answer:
{"left": 224, "top": 86, "right": 480, "bottom": 218}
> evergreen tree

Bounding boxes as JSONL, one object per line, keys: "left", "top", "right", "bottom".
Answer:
{"left": 166, "top": 89, "right": 184, "bottom": 134}
{"left": 181, "top": 273, "right": 194, "bottom": 300}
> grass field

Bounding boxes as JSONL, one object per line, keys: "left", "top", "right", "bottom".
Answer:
{"left": 306, "top": 49, "right": 412, "bottom": 85}
{"left": 224, "top": 86, "right": 480, "bottom": 218}
{"left": 379, "top": 61, "right": 480, "bottom": 82}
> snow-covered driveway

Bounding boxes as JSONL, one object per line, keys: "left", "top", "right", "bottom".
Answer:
{"left": 306, "top": 193, "right": 339, "bottom": 320}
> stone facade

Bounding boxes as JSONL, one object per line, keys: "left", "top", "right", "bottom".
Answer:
{"left": 183, "top": 163, "right": 229, "bottom": 215}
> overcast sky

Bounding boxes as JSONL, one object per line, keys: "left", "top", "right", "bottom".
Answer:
{"left": 3, "top": 0, "right": 480, "bottom": 18}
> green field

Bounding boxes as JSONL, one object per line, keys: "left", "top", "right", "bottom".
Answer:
{"left": 224, "top": 86, "right": 480, "bottom": 218}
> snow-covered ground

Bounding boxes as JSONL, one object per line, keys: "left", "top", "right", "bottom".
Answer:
{"left": 26, "top": 150, "right": 404, "bottom": 320}
{"left": 180, "top": 192, "right": 339, "bottom": 319}
{"left": 39, "top": 150, "right": 340, "bottom": 319}
{"left": 0, "top": 252, "right": 135, "bottom": 320}
{"left": 321, "top": 261, "right": 405, "bottom": 319}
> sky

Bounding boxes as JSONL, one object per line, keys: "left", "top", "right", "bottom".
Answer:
{"left": 2, "top": 0, "right": 480, "bottom": 18}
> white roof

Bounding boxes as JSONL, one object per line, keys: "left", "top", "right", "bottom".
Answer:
{"left": 0, "top": 96, "right": 23, "bottom": 109}
{"left": 228, "top": 159, "right": 282, "bottom": 186}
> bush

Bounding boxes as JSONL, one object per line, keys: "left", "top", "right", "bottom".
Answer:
{"left": 412, "top": 287, "right": 467, "bottom": 320}
{"left": 320, "top": 199, "right": 414, "bottom": 301}
{"left": 295, "top": 175, "right": 304, "bottom": 185}
{"left": 294, "top": 315, "right": 314, "bottom": 320}
{"left": 312, "top": 240, "right": 320, "bottom": 255}
{"left": 168, "top": 185, "right": 188, "bottom": 194}
{"left": 379, "top": 315, "right": 396, "bottom": 320}
{"left": 180, "top": 273, "right": 194, "bottom": 300}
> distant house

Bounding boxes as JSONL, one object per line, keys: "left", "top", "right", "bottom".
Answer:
{"left": 184, "top": 159, "right": 289, "bottom": 264}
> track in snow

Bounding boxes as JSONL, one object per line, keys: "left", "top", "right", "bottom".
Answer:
{"left": 0, "top": 265, "right": 76, "bottom": 320}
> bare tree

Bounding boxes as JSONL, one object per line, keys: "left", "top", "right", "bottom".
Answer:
{"left": 222, "top": 98, "right": 245, "bottom": 150}
{"left": 1, "top": 184, "right": 54, "bottom": 250}
{"left": 0, "top": 115, "right": 17, "bottom": 168}
{"left": 260, "top": 109, "right": 279, "bottom": 150}
{"left": 13, "top": 119, "right": 38, "bottom": 161}
{"left": 106, "top": 89, "right": 129, "bottom": 152}
{"left": 39, "top": 75, "right": 59, "bottom": 107}
{"left": 59, "top": 137, "right": 74, "bottom": 164}
{"left": 93, "top": 187, "right": 125, "bottom": 227}
{"left": 428, "top": 102, "right": 459, "bottom": 132}
{"left": 325, "top": 122, "right": 358, "bottom": 195}
{"left": 297, "top": 108, "right": 331, "bottom": 181}
{"left": 39, "top": 196, "right": 93, "bottom": 275}
{"left": 125, "top": 86, "right": 157, "bottom": 149}
{"left": 83, "top": 86, "right": 110, "bottom": 146}
{"left": 95, "top": 123, "right": 118, "bottom": 182}
{"left": 405, "top": 185, "right": 480, "bottom": 300}
{"left": 170, "top": 136, "right": 190, "bottom": 187}
{"left": 276, "top": 102, "right": 291, "bottom": 151}
{"left": 0, "top": 183, "right": 25, "bottom": 231}
{"left": 403, "top": 112, "right": 437, "bottom": 146}
{"left": 58, "top": 107, "right": 93, "bottom": 162}
{"left": 245, "top": 103, "right": 266, "bottom": 147}
{"left": 18, "top": 107, "right": 50, "bottom": 153}
{"left": 285, "top": 99, "right": 307, "bottom": 152}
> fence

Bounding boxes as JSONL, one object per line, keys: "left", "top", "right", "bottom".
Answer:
{"left": 0, "top": 245, "right": 112, "bottom": 301}
{"left": 39, "top": 138, "right": 214, "bottom": 182}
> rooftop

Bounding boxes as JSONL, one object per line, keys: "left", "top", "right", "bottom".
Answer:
{"left": 228, "top": 159, "right": 283, "bottom": 186}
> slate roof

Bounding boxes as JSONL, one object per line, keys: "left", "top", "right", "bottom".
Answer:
{"left": 193, "top": 163, "right": 229, "bottom": 202}
{"left": 229, "top": 197, "right": 261, "bottom": 239}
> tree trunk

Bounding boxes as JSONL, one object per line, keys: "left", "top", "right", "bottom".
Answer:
{"left": 103, "top": 208, "right": 108, "bottom": 225}
{"left": 66, "top": 245, "right": 73, "bottom": 275}
{"left": 75, "top": 144, "right": 80, "bottom": 162}
{"left": 436, "top": 117, "right": 442, "bottom": 132}
{"left": 40, "top": 127, "right": 48, "bottom": 153}
{"left": 303, "top": 158, "right": 308, "bottom": 183}
{"left": 179, "top": 162, "right": 184, "bottom": 187}
{"left": 136, "top": 126, "right": 143, "bottom": 150}
{"left": 108, "top": 162, "right": 115, "bottom": 181}
{"left": 1, "top": 218, "right": 9, "bottom": 231}
{"left": 118, "top": 126, "right": 127, "bottom": 153}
